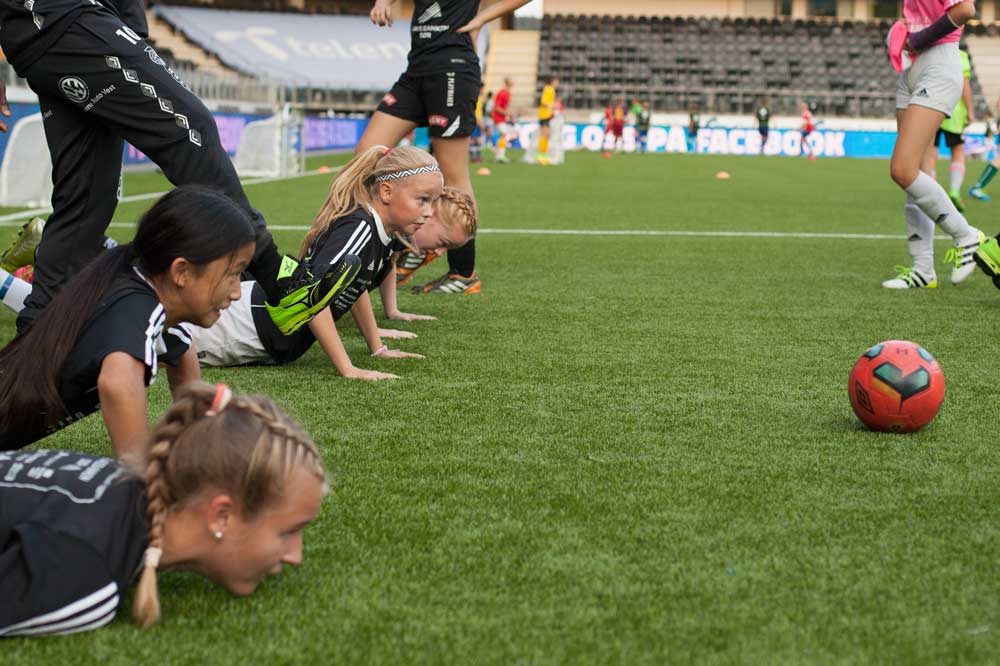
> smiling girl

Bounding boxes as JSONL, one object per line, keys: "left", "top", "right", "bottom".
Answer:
{"left": 0, "top": 187, "right": 255, "bottom": 457}
{"left": 0, "top": 382, "right": 327, "bottom": 635}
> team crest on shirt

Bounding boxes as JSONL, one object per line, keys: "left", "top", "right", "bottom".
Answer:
{"left": 428, "top": 114, "right": 449, "bottom": 127}
{"left": 382, "top": 93, "right": 397, "bottom": 107}
{"left": 59, "top": 77, "right": 90, "bottom": 104}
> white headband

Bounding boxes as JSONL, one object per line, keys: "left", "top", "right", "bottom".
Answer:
{"left": 375, "top": 165, "right": 441, "bottom": 182}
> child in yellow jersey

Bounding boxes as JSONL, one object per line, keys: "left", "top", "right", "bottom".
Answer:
{"left": 537, "top": 75, "right": 559, "bottom": 163}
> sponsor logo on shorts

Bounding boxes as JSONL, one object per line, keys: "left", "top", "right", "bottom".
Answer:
{"left": 59, "top": 76, "right": 89, "bottom": 104}
{"left": 428, "top": 114, "right": 449, "bottom": 127}
{"left": 915, "top": 88, "right": 929, "bottom": 98}
{"left": 446, "top": 72, "right": 455, "bottom": 108}
{"left": 382, "top": 93, "right": 397, "bottom": 107}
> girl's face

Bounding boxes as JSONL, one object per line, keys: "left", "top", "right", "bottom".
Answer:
{"left": 379, "top": 172, "right": 443, "bottom": 235}
{"left": 173, "top": 242, "right": 254, "bottom": 328}
{"left": 200, "top": 466, "right": 325, "bottom": 596}
{"left": 410, "top": 212, "right": 471, "bottom": 254}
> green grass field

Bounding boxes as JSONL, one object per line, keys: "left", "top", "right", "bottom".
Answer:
{"left": 3, "top": 151, "right": 999, "bottom": 664}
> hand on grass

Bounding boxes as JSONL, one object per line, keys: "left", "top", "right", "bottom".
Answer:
{"left": 343, "top": 366, "right": 399, "bottom": 380}
{"left": 378, "top": 327, "right": 418, "bottom": 339}
{"left": 373, "top": 348, "right": 425, "bottom": 360}
{"left": 386, "top": 311, "right": 438, "bottom": 322}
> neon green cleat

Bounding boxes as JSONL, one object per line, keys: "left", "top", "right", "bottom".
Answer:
{"left": 973, "top": 236, "right": 1000, "bottom": 290}
{"left": 0, "top": 217, "right": 45, "bottom": 273}
{"left": 944, "top": 231, "right": 984, "bottom": 284}
{"left": 265, "top": 254, "right": 362, "bottom": 335}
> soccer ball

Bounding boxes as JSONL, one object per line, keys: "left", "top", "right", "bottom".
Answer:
{"left": 848, "top": 340, "right": 945, "bottom": 433}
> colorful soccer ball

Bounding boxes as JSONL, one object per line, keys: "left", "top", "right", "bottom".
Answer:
{"left": 848, "top": 340, "right": 945, "bottom": 433}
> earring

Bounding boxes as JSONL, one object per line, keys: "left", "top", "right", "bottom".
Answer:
{"left": 214, "top": 531, "right": 223, "bottom": 540}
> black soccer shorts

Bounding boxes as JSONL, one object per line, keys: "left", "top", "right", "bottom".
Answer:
{"left": 377, "top": 69, "right": 480, "bottom": 138}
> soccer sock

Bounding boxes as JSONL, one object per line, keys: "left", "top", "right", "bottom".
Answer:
{"left": 0, "top": 269, "right": 30, "bottom": 313}
{"left": 247, "top": 232, "right": 284, "bottom": 304}
{"left": 539, "top": 136, "right": 549, "bottom": 155}
{"left": 905, "top": 171, "right": 977, "bottom": 242}
{"left": 974, "top": 164, "right": 998, "bottom": 190}
{"left": 949, "top": 163, "right": 965, "bottom": 193}
{"left": 447, "top": 239, "right": 476, "bottom": 277}
{"left": 904, "top": 200, "right": 936, "bottom": 276}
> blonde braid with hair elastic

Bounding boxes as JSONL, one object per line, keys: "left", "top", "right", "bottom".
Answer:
{"left": 132, "top": 385, "right": 215, "bottom": 629}
{"left": 131, "top": 382, "right": 326, "bottom": 630}
{"left": 436, "top": 187, "right": 479, "bottom": 237}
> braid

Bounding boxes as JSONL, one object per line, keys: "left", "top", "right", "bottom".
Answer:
{"left": 437, "top": 187, "right": 478, "bottom": 237}
{"left": 133, "top": 384, "right": 215, "bottom": 629}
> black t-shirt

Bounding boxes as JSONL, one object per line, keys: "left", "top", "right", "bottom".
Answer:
{"left": 406, "top": 0, "right": 480, "bottom": 76}
{"left": 0, "top": 268, "right": 191, "bottom": 450}
{"left": 0, "top": 450, "right": 148, "bottom": 636}
{"left": 0, "top": 0, "right": 147, "bottom": 76}
{"left": 252, "top": 208, "right": 398, "bottom": 365}
{"left": 757, "top": 106, "right": 771, "bottom": 128}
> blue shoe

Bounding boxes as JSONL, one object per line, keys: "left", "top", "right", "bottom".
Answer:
{"left": 969, "top": 186, "right": 992, "bottom": 202}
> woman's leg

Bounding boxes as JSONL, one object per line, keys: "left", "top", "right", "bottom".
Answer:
{"left": 355, "top": 112, "right": 418, "bottom": 154}
{"left": 424, "top": 136, "right": 479, "bottom": 291}
{"left": 891, "top": 105, "right": 981, "bottom": 283}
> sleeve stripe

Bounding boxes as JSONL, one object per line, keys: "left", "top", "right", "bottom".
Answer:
{"left": 328, "top": 222, "right": 370, "bottom": 265}
{"left": 0, "top": 582, "right": 117, "bottom": 636}
{"left": 47, "top": 609, "right": 118, "bottom": 636}
{"left": 167, "top": 325, "right": 193, "bottom": 346}
{"left": 7, "top": 594, "right": 120, "bottom": 637}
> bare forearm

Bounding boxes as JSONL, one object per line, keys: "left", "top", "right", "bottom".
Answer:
{"left": 350, "top": 292, "right": 384, "bottom": 353}
{"left": 379, "top": 268, "right": 400, "bottom": 317}
{"left": 98, "top": 355, "right": 149, "bottom": 463}
{"left": 166, "top": 348, "right": 201, "bottom": 397}
{"left": 308, "top": 308, "right": 356, "bottom": 375}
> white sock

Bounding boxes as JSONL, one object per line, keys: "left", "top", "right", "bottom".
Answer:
{"left": 904, "top": 200, "right": 936, "bottom": 276}
{"left": 949, "top": 163, "right": 965, "bottom": 193}
{"left": 0, "top": 269, "right": 31, "bottom": 313}
{"left": 905, "top": 171, "right": 978, "bottom": 243}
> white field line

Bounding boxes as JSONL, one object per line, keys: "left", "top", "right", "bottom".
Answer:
{"left": 0, "top": 169, "right": 956, "bottom": 241}
{"left": 0, "top": 219, "right": 955, "bottom": 242}
{"left": 0, "top": 166, "right": 340, "bottom": 225}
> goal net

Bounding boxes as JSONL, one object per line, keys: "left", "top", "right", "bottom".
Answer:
{"left": 233, "top": 105, "right": 305, "bottom": 178}
{"left": 0, "top": 113, "right": 53, "bottom": 207}
{"left": 521, "top": 115, "right": 566, "bottom": 165}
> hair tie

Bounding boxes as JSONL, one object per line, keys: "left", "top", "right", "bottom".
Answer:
{"left": 144, "top": 546, "right": 162, "bottom": 569}
{"left": 206, "top": 383, "right": 232, "bottom": 416}
{"left": 383, "top": 147, "right": 393, "bottom": 157}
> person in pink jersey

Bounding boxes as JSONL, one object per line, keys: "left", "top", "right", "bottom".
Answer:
{"left": 882, "top": 0, "right": 983, "bottom": 290}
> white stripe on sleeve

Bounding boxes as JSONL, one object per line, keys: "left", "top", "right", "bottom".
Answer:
{"left": 328, "top": 222, "right": 370, "bottom": 265}
{"left": 0, "top": 582, "right": 117, "bottom": 636}
{"left": 10, "top": 594, "right": 120, "bottom": 636}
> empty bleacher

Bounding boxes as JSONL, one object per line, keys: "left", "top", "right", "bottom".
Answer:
{"left": 537, "top": 14, "right": 988, "bottom": 118}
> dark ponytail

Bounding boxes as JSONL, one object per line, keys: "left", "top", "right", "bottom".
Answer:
{"left": 0, "top": 185, "right": 255, "bottom": 438}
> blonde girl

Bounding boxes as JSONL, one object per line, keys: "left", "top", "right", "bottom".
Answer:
{"left": 0, "top": 382, "right": 326, "bottom": 636}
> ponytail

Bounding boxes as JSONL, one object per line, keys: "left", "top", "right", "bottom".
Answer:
{"left": 0, "top": 186, "right": 254, "bottom": 439}
{"left": 0, "top": 244, "right": 135, "bottom": 436}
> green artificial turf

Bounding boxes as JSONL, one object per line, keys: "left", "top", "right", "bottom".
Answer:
{"left": 2, "top": 151, "right": 998, "bottom": 664}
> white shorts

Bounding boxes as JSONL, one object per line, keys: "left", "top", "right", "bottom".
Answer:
{"left": 190, "top": 281, "right": 271, "bottom": 367}
{"left": 896, "top": 42, "right": 962, "bottom": 117}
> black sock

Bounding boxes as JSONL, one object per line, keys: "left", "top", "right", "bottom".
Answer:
{"left": 248, "top": 230, "right": 283, "bottom": 304}
{"left": 447, "top": 239, "right": 476, "bottom": 277}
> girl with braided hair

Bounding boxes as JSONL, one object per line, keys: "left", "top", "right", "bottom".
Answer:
{"left": 0, "top": 382, "right": 327, "bottom": 636}
{"left": 0, "top": 186, "right": 256, "bottom": 457}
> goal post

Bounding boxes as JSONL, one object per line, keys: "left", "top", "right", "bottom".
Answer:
{"left": 0, "top": 113, "right": 54, "bottom": 207}
{"left": 233, "top": 104, "right": 305, "bottom": 178}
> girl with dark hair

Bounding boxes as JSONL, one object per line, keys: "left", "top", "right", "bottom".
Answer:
{"left": 0, "top": 382, "right": 327, "bottom": 636}
{"left": 0, "top": 186, "right": 256, "bottom": 458}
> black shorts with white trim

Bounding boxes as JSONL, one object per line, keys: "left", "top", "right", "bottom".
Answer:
{"left": 377, "top": 68, "right": 481, "bottom": 139}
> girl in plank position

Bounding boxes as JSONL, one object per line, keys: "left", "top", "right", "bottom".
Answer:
{"left": 0, "top": 187, "right": 255, "bottom": 458}
{"left": 0, "top": 382, "right": 327, "bottom": 636}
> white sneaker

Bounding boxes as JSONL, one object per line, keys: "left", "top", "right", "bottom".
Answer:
{"left": 882, "top": 266, "right": 938, "bottom": 289}
{"left": 945, "top": 231, "right": 985, "bottom": 284}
